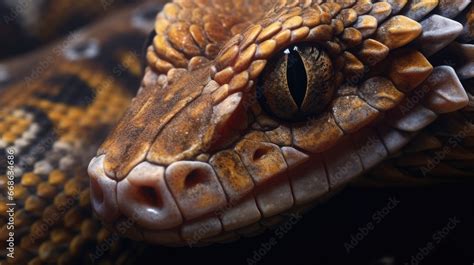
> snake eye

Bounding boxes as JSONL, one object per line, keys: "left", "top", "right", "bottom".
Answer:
{"left": 257, "top": 45, "right": 336, "bottom": 121}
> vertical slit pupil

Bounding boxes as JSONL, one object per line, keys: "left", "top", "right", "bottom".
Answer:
{"left": 286, "top": 47, "right": 307, "bottom": 108}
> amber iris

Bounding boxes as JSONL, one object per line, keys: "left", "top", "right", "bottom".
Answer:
{"left": 257, "top": 45, "right": 335, "bottom": 121}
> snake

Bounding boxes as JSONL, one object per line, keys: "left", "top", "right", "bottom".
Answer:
{"left": 1, "top": 0, "right": 473, "bottom": 264}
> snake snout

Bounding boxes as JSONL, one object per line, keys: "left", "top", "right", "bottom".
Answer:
{"left": 88, "top": 155, "right": 119, "bottom": 222}
{"left": 88, "top": 155, "right": 231, "bottom": 243}
{"left": 116, "top": 161, "right": 186, "bottom": 230}
{"left": 88, "top": 155, "right": 184, "bottom": 229}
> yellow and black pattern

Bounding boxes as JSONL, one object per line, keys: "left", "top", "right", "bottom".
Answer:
{"left": 0, "top": 2, "right": 164, "bottom": 264}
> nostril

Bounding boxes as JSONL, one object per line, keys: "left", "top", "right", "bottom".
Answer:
{"left": 117, "top": 162, "right": 183, "bottom": 230}
{"left": 235, "top": 141, "right": 288, "bottom": 184}
{"left": 166, "top": 161, "right": 227, "bottom": 220}
{"left": 253, "top": 147, "right": 270, "bottom": 161}
{"left": 136, "top": 186, "right": 163, "bottom": 209}
{"left": 184, "top": 169, "right": 208, "bottom": 188}
{"left": 90, "top": 177, "right": 104, "bottom": 205}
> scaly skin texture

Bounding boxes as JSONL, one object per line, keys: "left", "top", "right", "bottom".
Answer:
{"left": 89, "top": 0, "right": 474, "bottom": 246}
{"left": 0, "top": 0, "right": 472, "bottom": 264}
{"left": 0, "top": 2, "right": 164, "bottom": 264}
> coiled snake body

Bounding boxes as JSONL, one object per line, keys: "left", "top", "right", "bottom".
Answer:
{"left": 1, "top": 0, "right": 474, "bottom": 264}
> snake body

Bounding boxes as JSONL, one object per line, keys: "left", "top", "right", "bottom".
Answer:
{"left": 1, "top": 0, "right": 474, "bottom": 264}
{"left": 0, "top": 2, "right": 163, "bottom": 263}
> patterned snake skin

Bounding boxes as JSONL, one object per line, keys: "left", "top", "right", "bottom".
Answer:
{"left": 1, "top": 0, "right": 474, "bottom": 263}
{"left": 0, "top": 1, "right": 164, "bottom": 263}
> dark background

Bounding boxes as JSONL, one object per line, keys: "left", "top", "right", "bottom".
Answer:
{"left": 139, "top": 184, "right": 474, "bottom": 265}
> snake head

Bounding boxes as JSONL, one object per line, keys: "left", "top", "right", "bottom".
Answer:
{"left": 88, "top": 0, "right": 472, "bottom": 245}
